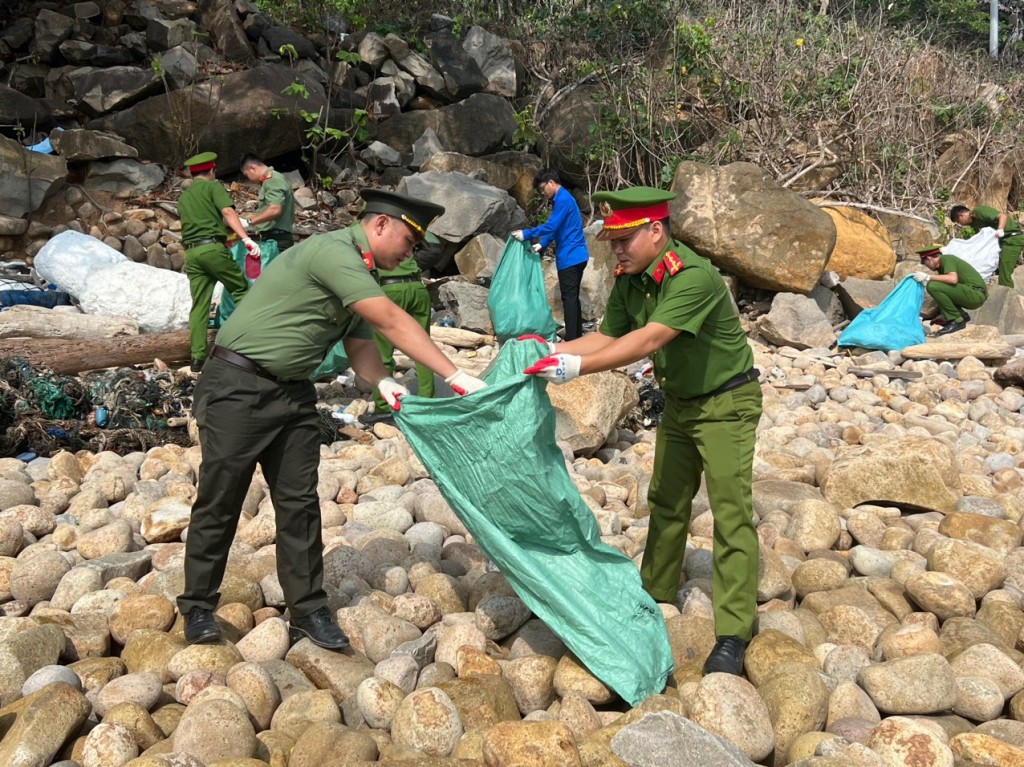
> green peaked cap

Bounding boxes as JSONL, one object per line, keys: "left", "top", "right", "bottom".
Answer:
{"left": 360, "top": 188, "right": 445, "bottom": 242}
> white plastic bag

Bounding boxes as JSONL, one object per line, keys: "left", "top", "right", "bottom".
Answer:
{"left": 942, "top": 227, "right": 1000, "bottom": 282}
{"left": 34, "top": 231, "right": 128, "bottom": 296}
{"left": 79, "top": 261, "right": 191, "bottom": 332}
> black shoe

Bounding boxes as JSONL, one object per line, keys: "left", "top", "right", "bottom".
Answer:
{"left": 289, "top": 606, "right": 350, "bottom": 650}
{"left": 184, "top": 607, "right": 221, "bottom": 645}
{"left": 360, "top": 411, "right": 395, "bottom": 426}
{"left": 703, "top": 636, "right": 747, "bottom": 676}
{"left": 935, "top": 319, "right": 967, "bottom": 337}
{"left": 962, "top": 311, "right": 971, "bottom": 323}
{"left": 191, "top": 358, "right": 205, "bottom": 373}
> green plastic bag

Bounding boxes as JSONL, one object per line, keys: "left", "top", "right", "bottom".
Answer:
{"left": 216, "top": 239, "right": 281, "bottom": 326}
{"left": 395, "top": 340, "right": 673, "bottom": 706}
{"left": 487, "top": 239, "right": 559, "bottom": 342}
{"left": 310, "top": 341, "right": 350, "bottom": 381}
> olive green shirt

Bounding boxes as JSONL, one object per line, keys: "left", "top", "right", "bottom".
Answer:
{"left": 216, "top": 223, "right": 383, "bottom": 379}
{"left": 600, "top": 240, "right": 753, "bottom": 399}
{"left": 179, "top": 178, "right": 234, "bottom": 245}
{"left": 255, "top": 168, "right": 295, "bottom": 234}
{"left": 938, "top": 254, "right": 987, "bottom": 292}
{"left": 972, "top": 206, "right": 1022, "bottom": 236}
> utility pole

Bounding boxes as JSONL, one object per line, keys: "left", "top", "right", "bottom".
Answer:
{"left": 990, "top": 0, "right": 1000, "bottom": 59}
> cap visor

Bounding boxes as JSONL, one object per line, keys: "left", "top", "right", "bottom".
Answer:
{"left": 597, "top": 224, "right": 642, "bottom": 241}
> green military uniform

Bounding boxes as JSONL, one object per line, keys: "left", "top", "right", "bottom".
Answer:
{"left": 179, "top": 152, "right": 248, "bottom": 364}
{"left": 372, "top": 256, "right": 435, "bottom": 412}
{"left": 927, "top": 252, "right": 988, "bottom": 322}
{"left": 970, "top": 205, "right": 1023, "bottom": 288}
{"left": 596, "top": 188, "right": 761, "bottom": 643}
{"left": 178, "top": 223, "right": 383, "bottom": 620}
{"left": 178, "top": 189, "right": 444, "bottom": 624}
{"left": 254, "top": 167, "right": 296, "bottom": 252}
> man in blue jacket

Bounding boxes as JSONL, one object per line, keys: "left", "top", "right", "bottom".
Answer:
{"left": 513, "top": 169, "right": 590, "bottom": 340}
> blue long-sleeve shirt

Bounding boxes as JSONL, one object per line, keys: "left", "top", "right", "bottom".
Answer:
{"left": 523, "top": 186, "right": 589, "bottom": 271}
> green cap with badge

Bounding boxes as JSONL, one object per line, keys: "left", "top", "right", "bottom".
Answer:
{"left": 184, "top": 151, "right": 218, "bottom": 174}
{"left": 592, "top": 186, "right": 677, "bottom": 240}
{"left": 360, "top": 189, "right": 445, "bottom": 243}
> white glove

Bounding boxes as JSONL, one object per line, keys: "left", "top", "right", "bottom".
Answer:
{"left": 511, "top": 230, "right": 525, "bottom": 242}
{"left": 445, "top": 370, "right": 488, "bottom": 395}
{"left": 995, "top": 228, "right": 1005, "bottom": 238}
{"left": 911, "top": 272, "right": 930, "bottom": 284}
{"left": 523, "top": 353, "right": 582, "bottom": 384}
{"left": 377, "top": 377, "right": 410, "bottom": 410}
{"left": 243, "top": 238, "right": 261, "bottom": 258}
{"left": 531, "top": 243, "right": 542, "bottom": 253}
{"left": 239, "top": 217, "right": 251, "bottom": 229}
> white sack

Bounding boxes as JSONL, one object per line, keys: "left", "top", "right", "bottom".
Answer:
{"left": 79, "top": 261, "right": 191, "bottom": 333}
{"left": 941, "top": 227, "right": 1000, "bottom": 282}
{"left": 34, "top": 230, "right": 128, "bottom": 296}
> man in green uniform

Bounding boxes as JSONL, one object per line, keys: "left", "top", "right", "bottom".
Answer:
{"left": 523, "top": 187, "right": 761, "bottom": 677}
{"left": 177, "top": 189, "right": 488, "bottom": 649}
{"left": 949, "top": 204, "right": 1023, "bottom": 288}
{"left": 913, "top": 244, "right": 988, "bottom": 336}
{"left": 179, "top": 151, "right": 260, "bottom": 372}
{"left": 240, "top": 154, "right": 297, "bottom": 252}
{"left": 364, "top": 250, "right": 436, "bottom": 425}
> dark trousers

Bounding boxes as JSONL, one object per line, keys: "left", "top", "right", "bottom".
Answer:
{"left": 558, "top": 261, "right": 587, "bottom": 341}
{"left": 177, "top": 356, "right": 327, "bottom": 618}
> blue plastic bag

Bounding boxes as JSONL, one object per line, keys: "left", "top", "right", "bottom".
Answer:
{"left": 395, "top": 340, "right": 674, "bottom": 706}
{"left": 487, "top": 239, "right": 558, "bottom": 342}
{"left": 838, "top": 276, "right": 925, "bottom": 351}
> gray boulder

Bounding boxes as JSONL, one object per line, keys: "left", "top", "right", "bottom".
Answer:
{"left": 384, "top": 34, "right": 446, "bottom": 99}
{"left": 756, "top": 293, "right": 837, "bottom": 349}
{"left": 0, "top": 135, "right": 67, "bottom": 218}
{"left": 428, "top": 29, "right": 488, "bottom": 100}
{"left": 454, "top": 234, "right": 504, "bottom": 280}
{"left": 610, "top": 711, "right": 755, "bottom": 767}
{"left": 147, "top": 17, "right": 195, "bottom": 51}
{"left": 438, "top": 281, "right": 492, "bottom": 333}
{"left": 836, "top": 277, "right": 895, "bottom": 319}
{"left": 973, "top": 285, "right": 1024, "bottom": 335}
{"left": 0, "top": 85, "right": 54, "bottom": 131}
{"left": 199, "top": 0, "right": 255, "bottom": 63}
{"left": 84, "top": 160, "right": 165, "bottom": 196}
{"left": 51, "top": 129, "right": 139, "bottom": 162}
{"left": 32, "top": 9, "right": 75, "bottom": 63}
{"left": 58, "top": 40, "right": 132, "bottom": 67}
{"left": 375, "top": 92, "right": 516, "bottom": 156}
{"left": 463, "top": 26, "right": 516, "bottom": 98}
{"left": 69, "top": 66, "right": 162, "bottom": 117}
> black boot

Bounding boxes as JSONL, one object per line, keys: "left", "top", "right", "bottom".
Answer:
{"left": 191, "top": 358, "right": 205, "bottom": 373}
{"left": 184, "top": 607, "right": 221, "bottom": 645}
{"left": 935, "top": 318, "right": 966, "bottom": 337}
{"left": 289, "top": 606, "right": 350, "bottom": 650}
{"left": 703, "top": 636, "right": 748, "bottom": 676}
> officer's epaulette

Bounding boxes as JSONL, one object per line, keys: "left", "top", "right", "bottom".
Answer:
{"left": 614, "top": 264, "right": 625, "bottom": 278}
{"left": 651, "top": 250, "right": 685, "bottom": 284}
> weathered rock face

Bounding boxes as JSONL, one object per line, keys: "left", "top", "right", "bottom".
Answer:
{"left": 973, "top": 286, "right": 1024, "bottom": 335}
{"left": 836, "top": 277, "right": 896, "bottom": 318}
{"left": 50, "top": 129, "right": 139, "bottom": 162}
{"left": 819, "top": 437, "right": 963, "bottom": 512}
{"left": 374, "top": 92, "right": 517, "bottom": 156}
{"left": 89, "top": 64, "right": 326, "bottom": 172}
{"left": 0, "top": 135, "right": 68, "bottom": 218}
{"left": 669, "top": 161, "right": 836, "bottom": 293}
{"left": 755, "top": 293, "right": 836, "bottom": 350}
{"left": 462, "top": 25, "right": 517, "bottom": 98}
{"left": 817, "top": 203, "right": 897, "bottom": 279}
{"left": 548, "top": 371, "right": 639, "bottom": 456}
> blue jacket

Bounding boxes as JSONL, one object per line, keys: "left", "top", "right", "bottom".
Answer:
{"left": 523, "top": 186, "right": 589, "bottom": 271}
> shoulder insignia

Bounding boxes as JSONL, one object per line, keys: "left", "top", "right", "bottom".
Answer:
{"left": 360, "top": 250, "right": 375, "bottom": 271}
{"left": 613, "top": 264, "right": 625, "bottom": 278}
{"left": 663, "top": 250, "right": 685, "bottom": 275}
{"left": 652, "top": 261, "right": 666, "bottom": 284}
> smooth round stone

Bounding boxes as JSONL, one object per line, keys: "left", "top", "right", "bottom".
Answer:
{"left": 175, "top": 670, "right": 226, "bottom": 705}
{"left": 22, "top": 664, "right": 82, "bottom": 697}
{"left": 95, "top": 672, "right": 164, "bottom": 717}
{"left": 953, "top": 676, "right": 1005, "bottom": 722}
{"left": 904, "top": 572, "right": 976, "bottom": 620}
{"left": 108, "top": 594, "right": 176, "bottom": 644}
{"left": 172, "top": 698, "right": 258, "bottom": 763}
{"left": 226, "top": 662, "right": 280, "bottom": 731}
{"left": 352, "top": 501, "right": 413, "bottom": 533}
{"left": 503, "top": 655, "right": 558, "bottom": 715}
{"left": 785, "top": 499, "right": 841, "bottom": 551}
{"left": 81, "top": 722, "right": 138, "bottom": 767}
{"left": 355, "top": 676, "right": 405, "bottom": 729}
{"left": 927, "top": 539, "right": 1007, "bottom": 600}
{"left": 848, "top": 546, "right": 898, "bottom": 578}
{"left": 949, "top": 643, "right": 1024, "bottom": 699}
{"left": 0, "top": 516, "right": 23, "bottom": 557}
{"left": 9, "top": 549, "right": 72, "bottom": 604}
{"left": 375, "top": 654, "right": 420, "bottom": 694}
{"left": 404, "top": 521, "right": 446, "bottom": 549}
{"left": 878, "top": 623, "right": 943, "bottom": 660}
{"left": 857, "top": 654, "right": 957, "bottom": 714}
{"left": 390, "top": 687, "right": 463, "bottom": 757}
{"left": 235, "top": 616, "right": 290, "bottom": 663}
{"left": 474, "top": 595, "right": 531, "bottom": 641}
{"left": 866, "top": 716, "right": 954, "bottom": 767}
{"left": 689, "top": 672, "right": 774, "bottom": 761}
{"left": 390, "top": 593, "right": 441, "bottom": 630}
{"left": 826, "top": 681, "right": 880, "bottom": 727}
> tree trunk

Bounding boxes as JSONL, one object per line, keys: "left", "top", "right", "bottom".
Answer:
{"left": 0, "top": 306, "right": 140, "bottom": 339}
{"left": 1, "top": 330, "right": 211, "bottom": 374}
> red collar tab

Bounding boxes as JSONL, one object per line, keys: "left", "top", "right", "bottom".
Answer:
{"left": 652, "top": 261, "right": 666, "bottom": 284}
{"left": 261, "top": 170, "right": 272, "bottom": 182}
{"left": 613, "top": 264, "right": 625, "bottom": 278}
{"left": 359, "top": 249, "right": 375, "bottom": 270}
{"left": 663, "top": 250, "right": 684, "bottom": 275}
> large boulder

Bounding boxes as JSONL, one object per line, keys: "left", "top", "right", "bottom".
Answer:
{"left": 972, "top": 285, "right": 1024, "bottom": 335}
{"left": 0, "top": 85, "right": 54, "bottom": 132}
{"left": 819, "top": 437, "right": 962, "bottom": 513}
{"left": 51, "top": 128, "right": 139, "bottom": 161}
{"left": 876, "top": 211, "right": 942, "bottom": 262}
{"left": 68, "top": 66, "right": 162, "bottom": 117}
{"left": 548, "top": 371, "right": 638, "bottom": 456}
{"left": 89, "top": 64, "right": 326, "bottom": 172}
{"left": 429, "top": 28, "right": 488, "bottom": 100}
{"left": 421, "top": 150, "right": 540, "bottom": 210}
{"left": 755, "top": 293, "right": 836, "bottom": 349}
{"left": 836, "top": 277, "right": 895, "bottom": 319}
{"left": 463, "top": 25, "right": 517, "bottom": 98}
{"left": 199, "top": 0, "right": 256, "bottom": 63}
{"left": 669, "top": 161, "right": 836, "bottom": 293}
{"left": 0, "top": 135, "right": 67, "bottom": 218}
{"left": 374, "top": 93, "right": 516, "bottom": 156}
{"left": 84, "top": 159, "right": 165, "bottom": 196}
{"left": 397, "top": 170, "right": 526, "bottom": 247}
{"left": 817, "top": 203, "right": 896, "bottom": 279}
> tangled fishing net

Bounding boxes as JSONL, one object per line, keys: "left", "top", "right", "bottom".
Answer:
{"left": 0, "top": 358, "right": 196, "bottom": 456}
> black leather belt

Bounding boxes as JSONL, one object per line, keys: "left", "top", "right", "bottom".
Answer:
{"left": 379, "top": 275, "right": 422, "bottom": 286}
{"left": 184, "top": 237, "right": 225, "bottom": 249}
{"left": 211, "top": 345, "right": 294, "bottom": 383}
{"left": 704, "top": 368, "right": 760, "bottom": 398}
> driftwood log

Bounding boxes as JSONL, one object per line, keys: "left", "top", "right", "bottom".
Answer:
{"left": 0, "top": 306, "right": 140, "bottom": 339}
{"left": 0, "top": 329, "right": 211, "bottom": 374}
